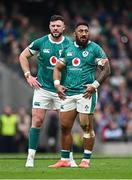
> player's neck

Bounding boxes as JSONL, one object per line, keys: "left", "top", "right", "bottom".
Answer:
{"left": 49, "top": 34, "right": 64, "bottom": 43}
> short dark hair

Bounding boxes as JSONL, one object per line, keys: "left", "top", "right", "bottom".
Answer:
{"left": 50, "top": 15, "right": 64, "bottom": 22}
{"left": 75, "top": 22, "right": 89, "bottom": 29}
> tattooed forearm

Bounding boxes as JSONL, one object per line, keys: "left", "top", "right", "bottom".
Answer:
{"left": 96, "top": 60, "right": 111, "bottom": 84}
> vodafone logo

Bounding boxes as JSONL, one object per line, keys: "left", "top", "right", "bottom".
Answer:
{"left": 72, "top": 58, "right": 80, "bottom": 66}
{"left": 50, "top": 56, "right": 57, "bottom": 66}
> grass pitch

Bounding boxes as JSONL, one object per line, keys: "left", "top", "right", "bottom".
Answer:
{"left": 0, "top": 154, "right": 132, "bottom": 179}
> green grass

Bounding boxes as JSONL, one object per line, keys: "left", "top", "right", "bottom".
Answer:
{"left": 0, "top": 154, "right": 132, "bottom": 179}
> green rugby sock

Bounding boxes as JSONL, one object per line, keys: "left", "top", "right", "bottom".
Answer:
{"left": 83, "top": 150, "right": 92, "bottom": 162}
{"left": 61, "top": 150, "right": 70, "bottom": 159}
{"left": 28, "top": 128, "right": 40, "bottom": 150}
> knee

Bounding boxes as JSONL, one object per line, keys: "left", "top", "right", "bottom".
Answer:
{"left": 32, "top": 114, "right": 43, "bottom": 128}
{"left": 83, "top": 131, "right": 95, "bottom": 139}
{"left": 61, "top": 123, "right": 71, "bottom": 135}
{"left": 80, "top": 121, "right": 89, "bottom": 132}
{"left": 80, "top": 121, "right": 95, "bottom": 137}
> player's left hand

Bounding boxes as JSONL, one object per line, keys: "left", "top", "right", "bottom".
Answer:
{"left": 83, "top": 84, "right": 95, "bottom": 99}
{"left": 55, "top": 84, "right": 67, "bottom": 100}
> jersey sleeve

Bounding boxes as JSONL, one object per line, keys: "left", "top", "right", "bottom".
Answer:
{"left": 94, "top": 45, "right": 108, "bottom": 66}
{"left": 28, "top": 37, "right": 44, "bottom": 55}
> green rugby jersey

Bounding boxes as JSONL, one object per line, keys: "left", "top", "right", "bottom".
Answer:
{"left": 28, "top": 34, "right": 71, "bottom": 92}
{"left": 60, "top": 41, "right": 107, "bottom": 96}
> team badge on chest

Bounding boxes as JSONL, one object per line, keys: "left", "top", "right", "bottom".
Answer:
{"left": 72, "top": 58, "right": 80, "bottom": 66}
{"left": 82, "top": 51, "right": 89, "bottom": 57}
{"left": 50, "top": 56, "right": 57, "bottom": 66}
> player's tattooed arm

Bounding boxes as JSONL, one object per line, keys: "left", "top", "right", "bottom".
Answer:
{"left": 96, "top": 59, "right": 111, "bottom": 84}
{"left": 83, "top": 59, "right": 111, "bottom": 99}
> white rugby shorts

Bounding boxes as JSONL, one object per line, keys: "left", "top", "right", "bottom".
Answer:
{"left": 60, "top": 92, "right": 98, "bottom": 114}
{"left": 32, "top": 88, "right": 60, "bottom": 110}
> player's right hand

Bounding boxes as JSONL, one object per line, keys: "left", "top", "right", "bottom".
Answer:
{"left": 83, "top": 84, "right": 95, "bottom": 99}
{"left": 26, "top": 75, "right": 42, "bottom": 89}
{"left": 55, "top": 85, "right": 67, "bottom": 100}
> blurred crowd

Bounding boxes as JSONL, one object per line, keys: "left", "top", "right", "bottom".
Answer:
{"left": 0, "top": 105, "right": 60, "bottom": 153}
{"left": 0, "top": 0, "right": 132, "bottom": 152}
{"left": 0, "top": 106, "right": 30, "bottom": 152}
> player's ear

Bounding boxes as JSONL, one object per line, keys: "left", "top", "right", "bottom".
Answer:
{"left": 63, "top": 25, "right": 65, "bottom": 31}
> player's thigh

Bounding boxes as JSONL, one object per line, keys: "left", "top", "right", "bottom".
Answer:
{"left": 60, "top": 110, "right": 78, "bottom": 129}
{"left": 77, "top": 91, "right": 98, "bottom": 114}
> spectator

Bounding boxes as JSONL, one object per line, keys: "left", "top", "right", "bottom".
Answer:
{"left": 0, "top": 106, "right": 18, "bottom": 152}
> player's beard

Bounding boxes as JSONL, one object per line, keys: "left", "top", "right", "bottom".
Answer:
{"left": 51, "top": 32, "right": 62, "bottom": 39}
{"left": 76, "top": 36, "right": 89, "bottom": 48}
